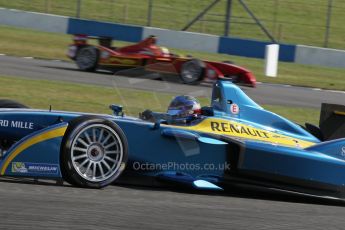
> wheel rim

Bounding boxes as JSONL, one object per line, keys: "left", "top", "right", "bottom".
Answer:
{"left": 181, "top": 62, "right": 200, "bottom": 83}
{"left": 77, "top": 49, "right": 96, "bottom": 69}
{"left": 70, "top": 124, "right": 123, "bottom": 182}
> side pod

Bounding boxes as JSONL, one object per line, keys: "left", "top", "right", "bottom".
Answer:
{"left": 305, "top": 138, "right": 345, "bottom": 160}
{"left": 0, "top": 123, "right": 68, "bottom": 178}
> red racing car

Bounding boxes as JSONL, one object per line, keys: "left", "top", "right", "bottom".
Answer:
{"left": 67, "top": 35, "right": 256, "bottom": 87}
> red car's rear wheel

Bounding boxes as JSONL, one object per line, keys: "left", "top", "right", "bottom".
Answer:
{"left": 76, "top": 46, "right": 99, "bottom": 72}
{"left": 180, "top": 59, "right": 205, "bottom": 84}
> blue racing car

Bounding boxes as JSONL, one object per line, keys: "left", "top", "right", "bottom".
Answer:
{"left": 0, "top": 80, "right": 344, "bottom": 199}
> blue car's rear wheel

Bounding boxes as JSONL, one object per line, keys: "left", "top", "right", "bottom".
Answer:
{"left": 61, "top": 116, "right": 128, "bottom": 188}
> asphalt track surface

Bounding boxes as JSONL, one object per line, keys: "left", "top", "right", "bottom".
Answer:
{"left": 0, "top": 55, "right": 344, "bottom": 109}
{"left": 1, "top": 178, "right": 345, "bottom": 230}
{"left": 1, "top": 55, "right": 345, "bottom": 229}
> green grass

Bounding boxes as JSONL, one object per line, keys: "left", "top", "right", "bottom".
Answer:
{"left": 1, "top": 0, "right": 345, "bottom": 49}
{"left": 1, "top": 25, "right": 344, "bottom": 91}
{"left": 0, "top": 75, "right": 176, "bottom": 116}
{"left": 264, "top": 105, "right": 319, "bottom": 125}
{"left": 0, "top": 26, "right": 72, "bottom": 60}
{"left": 0, "top": 75, "right": 319, "bottom": 125}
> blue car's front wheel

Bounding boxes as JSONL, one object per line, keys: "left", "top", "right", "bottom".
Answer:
{"left": 60, "top": 116, "right": 128, "bottom": 188}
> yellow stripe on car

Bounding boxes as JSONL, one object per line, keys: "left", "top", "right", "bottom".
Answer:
{"left": 334, "top": 110, "right": 345, "bottom": 116}
{"left": 178, "top": 118, "right": 315, "bottom": 148}
{"left": 0, "top": 126, "right": 67, "bottom": 175}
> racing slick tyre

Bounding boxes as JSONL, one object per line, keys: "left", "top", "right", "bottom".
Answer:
{"left": 0, "top": 99, "right": 28, "bottom": 108}
{"left": 75, "top": 46, "right": 99, "bottom": 72}
{"left": 180, "top": 59, "right": 205, "bottom": 84}
{"left": 60, "top": 116, "right": 128, "bottom": 188}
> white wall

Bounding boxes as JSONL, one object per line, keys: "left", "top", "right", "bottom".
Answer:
{"left": 0, "top": 8, "right": 68, "bottom": 33}
{"left": 143, "top": 27, "right": 219, "bottom": 53}
{"left": 295, "top": 45, "right": 345, "bottom": 68}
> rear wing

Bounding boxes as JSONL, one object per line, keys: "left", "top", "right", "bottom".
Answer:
{"left": 320, "top": 103, "right": 345, "bottom": 140}
{"left": 72, "top": 34, "right": 113, "bottom": 48}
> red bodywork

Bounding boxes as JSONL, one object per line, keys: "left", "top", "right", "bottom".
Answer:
{"left": 67, "top": 35, "right": 256, "bottom": 87}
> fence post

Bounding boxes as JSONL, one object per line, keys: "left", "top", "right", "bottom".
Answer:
{"left": 123, "top": 3, "right": 128, "bottom": 23}
{"left": 147, "top": 0, "right": 153, "bottom": 26}
{"left": 182, "top": 0, "right": 220, "bottom": 31}
{"left": 224, "top": 0, "right": 232, "bottom": 36}
{"left": 76, "top": 0, "right": 81, "bottom": 18}
{"left": 324, "top": 0, "right": 333, "bottom": 48}
{"left": 44, "top": 0, "right": 50, "bottom": 13}
{"left": 238, "top": 0, "right": 276, "bottom": 43}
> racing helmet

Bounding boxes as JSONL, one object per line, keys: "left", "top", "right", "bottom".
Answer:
{"left": 148, "top": 35, "right": 157, "bottom": 44}
{"left": 167, "top": 95, "right": 201, "bottom": 117}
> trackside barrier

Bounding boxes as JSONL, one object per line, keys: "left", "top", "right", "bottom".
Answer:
{"left": 0, "top": 8, "right": 68, "bottom": 33}
{"left": 295, "top": 45, "right": 345, "bottom": 69}
{"left": 218, "top": 37, "right": 295, "bottom": 62}
{"left": 67, "top": 18, "right": 143, "bottom": 43}
{"left": 1, "top": 8, "right": 345, "bottom": 69}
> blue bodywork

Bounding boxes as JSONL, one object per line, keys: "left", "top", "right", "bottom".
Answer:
{"left": 0, "top": 81, "right": 345, "bottom": 198}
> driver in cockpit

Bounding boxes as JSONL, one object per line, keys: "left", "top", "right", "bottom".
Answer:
{"left": 140, "top": 95, "right": 205, "bottom": 125}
